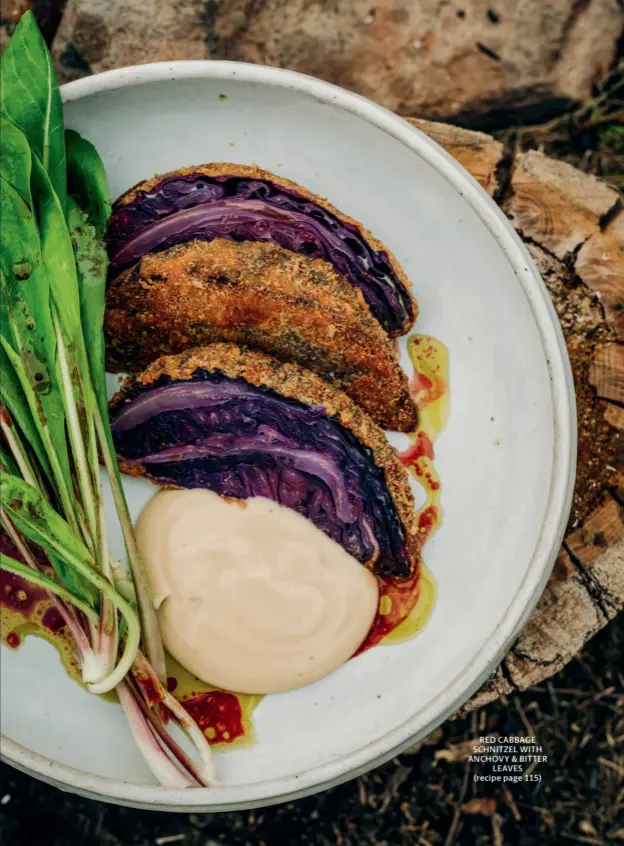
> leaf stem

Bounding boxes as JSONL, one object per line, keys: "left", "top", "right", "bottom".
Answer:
{"left": 128, "top": 675, "right": 208, "bottom": 786}
{"left": 132, "top": 650, "right": 217, "bottom": 786}
{"left": 116, "top": 680, "right": 193, "bottom": 788}
{"left": 0, "top": 410, "right": 38, "bottom": 488}
{"left": 53, "top": 309, "right": 99, "bottom": 555}
{"left": 0, "top": 338, "right": 81, "bottom": 537}
{"left": 94, "top": 407, "right": 166, "bottom": 682}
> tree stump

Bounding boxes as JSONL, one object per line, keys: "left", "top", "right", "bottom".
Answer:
{"left": 409, "top": 120, "right": 623, "bottom": 712}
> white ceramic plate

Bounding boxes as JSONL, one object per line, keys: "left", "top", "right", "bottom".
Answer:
{"left": 0, "top": 62, "right": 575, "bottom": 811}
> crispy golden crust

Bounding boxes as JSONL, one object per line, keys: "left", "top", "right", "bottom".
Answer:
{"left": 111, "top": 343, "right": 420, "bottom": 574}
{"left": 105, "top": 239, "right": 418, "bottom": 432}
{"left": 114, "top": 162, "right": 417, "bottom": 336}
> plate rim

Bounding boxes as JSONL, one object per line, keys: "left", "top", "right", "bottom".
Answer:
{"left": 0, "top": 59, "right": 577, "bottom": 812}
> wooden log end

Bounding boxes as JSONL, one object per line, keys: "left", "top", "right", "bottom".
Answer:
{"left": 407, "top": 118, "right": 504, "bottom": 197}
{"left": 588, "top": 343, "right": 624, "bottom": 405}
{"left": 575, "top": 210, "right": 624, "bottom": 340}
{"left": 503, "top": 150, "right": 620, "bottom": 259}
{"left": 566, "top": 496, "right": 624, "bottom": 569}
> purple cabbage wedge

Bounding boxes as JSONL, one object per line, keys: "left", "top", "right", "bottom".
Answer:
{"left": 106, "top": 164, "right": 417, "bottom": 336}
{"left": 110, "top": 345, "right": 420, "bottom": 579}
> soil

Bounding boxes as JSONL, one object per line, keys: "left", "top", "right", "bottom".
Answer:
{"left": 0, "top": 617, "right": 621, "bottom": 845}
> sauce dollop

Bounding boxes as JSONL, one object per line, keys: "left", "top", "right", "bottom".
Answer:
{"left": 136, "top": 490, "right": 379, "bottom": 694}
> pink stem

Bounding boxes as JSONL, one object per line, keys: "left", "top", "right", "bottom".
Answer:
{"left": 128, "top": 676, "right": 207, "bottom": 786}
{"left": 116, "top": 680, "right": 193, "bottom": 788}
{"left": 132, "top": 650, "right": 217, "bottom": 785}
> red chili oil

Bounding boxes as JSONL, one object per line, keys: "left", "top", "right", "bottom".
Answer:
{"left": 357, "top": 335, "right": 449, "bottom": 652}
{"left": 164, "top": 654, "right": 260, "bottom": 747}
{"left": 41, "top": 607, "right": 66, "bottom": 633}
{"left": 399, "top": 431, "right": 435, "bottom": 466}
{"left": 357, "top": 568, "right": 421, "bottom": 654}
{"left": 181, "top": 690, "right": 245, "bottom": 744}
{"left": 0, "top": 534, "right": 78, "bottom": 680}
{"left": 6, "top": 631, "right": 21, "bottom": 649}
{"left": 0, "top": 567, "right": 45, "bottom": 617}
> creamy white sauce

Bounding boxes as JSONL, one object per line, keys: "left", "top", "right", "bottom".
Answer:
{"left": 136, "top": 489, "right": 379, "bottom": 694}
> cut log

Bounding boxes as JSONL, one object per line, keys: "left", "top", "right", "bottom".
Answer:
{"left": 410, "top": 121, "right": 623, "bottom": 711}
{"left": 576, "top": 213, "right": 624, "bottom": 339}
{"left": 407, "top": 119, "right": 504, "bottom": 197}
{"left": 503, "top": 150, "right": 619, "bottom": 259}
{"left": 511, "top": 241, "right": 617, "bottom": 523}
{"left": 604, "top": 404, "right": 624, "bottom": 430}
{"left": 426, "top": 128, "right": 623, "bottom": 711}
{"left": 589, "top": 343, "right": 624, "bottom": 404}
{"left": 567, "top": 497, "right": 623, "bottom": 566}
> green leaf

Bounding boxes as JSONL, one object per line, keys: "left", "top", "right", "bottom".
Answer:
{"left": 65, "top": 130, "right": 112, "bottom": 423}
{"left": 48, "top": 551, "right": 99, "bottom": 610}
{"left": 0, "top": 474, "right": 99, "bottom": 608}
{"left": 29, "top": 151, "right": 85, "bottom": 356}
{"left": 0, "top": 121, "right": 74, "bottom": 508}
{"left": 67, "top": 199, "right": 110, "bottom": 423}
{"left": 0, "top": 120, "right": 57, "bottom": 374}
{"left": 28, "top": 152, "right": 102, "bottom": 548}
{"left": 0, "top": 11, "right": 66, "bottom": 208}
{"left": 0, "top": 443, "right": 19, "bottom": 476}
{"left": 66, "top": 130, "right": 112, "bottom": 238}
{"left": 0, "top": 345, "right": 52, "bottom": 480}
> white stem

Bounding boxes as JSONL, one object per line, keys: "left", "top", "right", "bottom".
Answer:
{"left": 80, "top": 648, "right": 110, "bottom": 685}
{"left": 75, "top": 504, "right": 96, "bottom": 558}
{"left": 86, "top": 615, "right": 99, "bottom": 648}
{"left": 116, "top": 681, "right": 193, "bottom": 788}
{"left": 90, "top": 410, "right": 112, "bottom": 582}
{"left": 86, "top": 615, "right": 141, "bottom": 695}
{"left": 0, "top": 417, "right": 37, "bottom": 487}
{"left": 94, "top": 408, "right": 166, "bottom": 682}
{"left": 96, "top": 595, "right": 118, "bottom": 680}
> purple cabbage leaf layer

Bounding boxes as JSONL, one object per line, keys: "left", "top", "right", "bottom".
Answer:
{"left": 111, "top": 371, "right": 411, "bottom": 578}
{"left": 106, "top": 174, "right": 413, "bottom": 335}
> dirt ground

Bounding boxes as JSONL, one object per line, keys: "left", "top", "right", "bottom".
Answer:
{"left": 0, "top": 617, "right": 621, "bottom": 845}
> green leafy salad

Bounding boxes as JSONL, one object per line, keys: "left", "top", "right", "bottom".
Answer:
{"left": 0, "top": 11, "right": 215, "bottom": 787}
